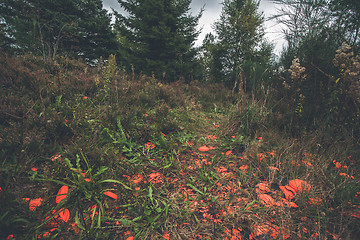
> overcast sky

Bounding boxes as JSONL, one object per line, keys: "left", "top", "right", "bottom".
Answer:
{"left": 102, "top": 0, "right": 285, "bottom": 55}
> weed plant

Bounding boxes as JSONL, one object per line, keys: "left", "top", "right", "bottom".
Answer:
{"left": 0, "top": 54, "right": 359, "bottom": 239}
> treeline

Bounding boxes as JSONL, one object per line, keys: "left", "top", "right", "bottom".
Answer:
{"left": 1, "top": 0, "right": 359, "bottom": 140}
{"left": 0, "top": 0, "right": 202, "bottom": 80}
{"left": 0, "top": 0, "right": 117, "bottom": 62}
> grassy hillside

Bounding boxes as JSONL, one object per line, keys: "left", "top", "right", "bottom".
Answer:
{"left": 0, "top": 54, "right": 359, "bottom": 239}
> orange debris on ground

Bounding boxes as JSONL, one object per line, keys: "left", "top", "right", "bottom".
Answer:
{"left": 103, "top": 191, "right": 118, "bottom": 200}
{"left": 239, "top": 165, "right": 249, "bottom": 171}
{"left": 59, "top": 208, "right": 70, "bottom": 222}
{"left": 198, "top": 146, "right": 210, "bottom": 152}
{"left": 56, "top": 185, "right": 69, "bottom": 204}
{"left": 279, "top": 185, "right": 296, "bottom": 200}
{"left": 256, "top": 182, "right": 271, "bottom": 194}
{"left": 50, "top": 154, "right": 61, "bottom": 162}
{"left": 130, "top": 174, "right": 143, "bottom": 184}
{"left": 258, "top": 194, "right": 275, "bottom": 207}
{"left": 149, "top": 172, "right": 164, "bottom": 184}
{"left": 206, "top": 135, "right": 217, "bottom": 140}
{"left": 145, "top": 142, "right": 156, "bottom": 150}
{"left": 23, "top": 198, "right": 43, "bottom": 211}
{"left": 288, "top": 179, "right": 311, "bottom": 193}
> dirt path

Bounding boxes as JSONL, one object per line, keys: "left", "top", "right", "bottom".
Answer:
{"left": 121, "top": 112, "right": 296, "bottom": 239}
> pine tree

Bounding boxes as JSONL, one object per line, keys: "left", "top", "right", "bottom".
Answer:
{"left": 73, "top": 0, "right": 118, "bottom": 62}
{"left": 114, "top": 0, "right": 202, "bottom": 81}
{"left": 199, "top": 33, "right": 226, "bottom": 83}
{"left": 0, "top": 0, "right": 117, "bottom": 62}
{"left": 212, "top": 0, "right": 267, "bottom": 88}
{"left": 330, "top": 0, "right": 360, "bottom": 49}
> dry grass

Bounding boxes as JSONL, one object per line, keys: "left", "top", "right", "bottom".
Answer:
{"left": 0, "top": 54, "right": 359, "bottom": 239}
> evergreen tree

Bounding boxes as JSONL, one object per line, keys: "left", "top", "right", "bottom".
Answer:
{"left": 74, "top": 0, "right": 118, "bottom": 62}
{"left": 199, "top": 33, "right": 226, "bottom": 83}
{"left": 0, "top": 0, "right": 40, "bottom": 53}
{"left": 0, "top": 0, "right": 117, "bottom": 62}
{"left": 114, "top": 0, "right": 202, "bottom": 81}
{"left": 212, "top": 0, "right": 268, "bottom": 88}
{"left": 330, "top": 0, "right": 360, "bottom": 50}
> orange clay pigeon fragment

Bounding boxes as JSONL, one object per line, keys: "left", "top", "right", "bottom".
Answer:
{"left": 162, "top": 232, "right": 170, "bottom": 240}
{"left": 239, "top": 165, "right": 249, "bottom": 170}
{"left": 103, "top": 191, "right": 118, "bottom": 200}
{"left": 256, "top": 183, "right": 271, "bottom": 194}
{"left": 145, "top": 142, "right": 155, "bottom": 150}
{"left": 333, "top": 160, "right": 341, "bottom": 169}
{"left": 279, "top": 185, "right": 296, "bottom": 200}
{"left": 288, "top": 201, "right": 298, "bottom": 208}
{"left": 29, "top": 198, "right": 43, "bottom": 211}
{"left": 149, "top": 172, "right": 164, "bottom": 184}
{"left": 258, "top": 194, "right": 275, "bottom": 207}
{"left": 278, "top": 198, "right": 298, "bottom": 208}
{"left": 56, "top": 185, "right": 69, "bottom": 204}
{"left": 59, "top": 208, "right": 70, "bottom": 222}
{"left": 251, "top": 223, "right": 284, "bottom": 240}
{"left": 288, "top": 179, "right": 311, "bottom": 193}
{"left": 131, "top": 174, "right": 143, "bottom": 184}
{"left": 198, "top": 146, "right": 210, "bottom": 152}
{"left": 251, "top": 223, "right": 270, "bottom": 238}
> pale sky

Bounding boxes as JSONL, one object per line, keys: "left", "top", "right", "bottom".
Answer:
{"left": 102, "top": 0, "right": 286, "bottom": 55}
